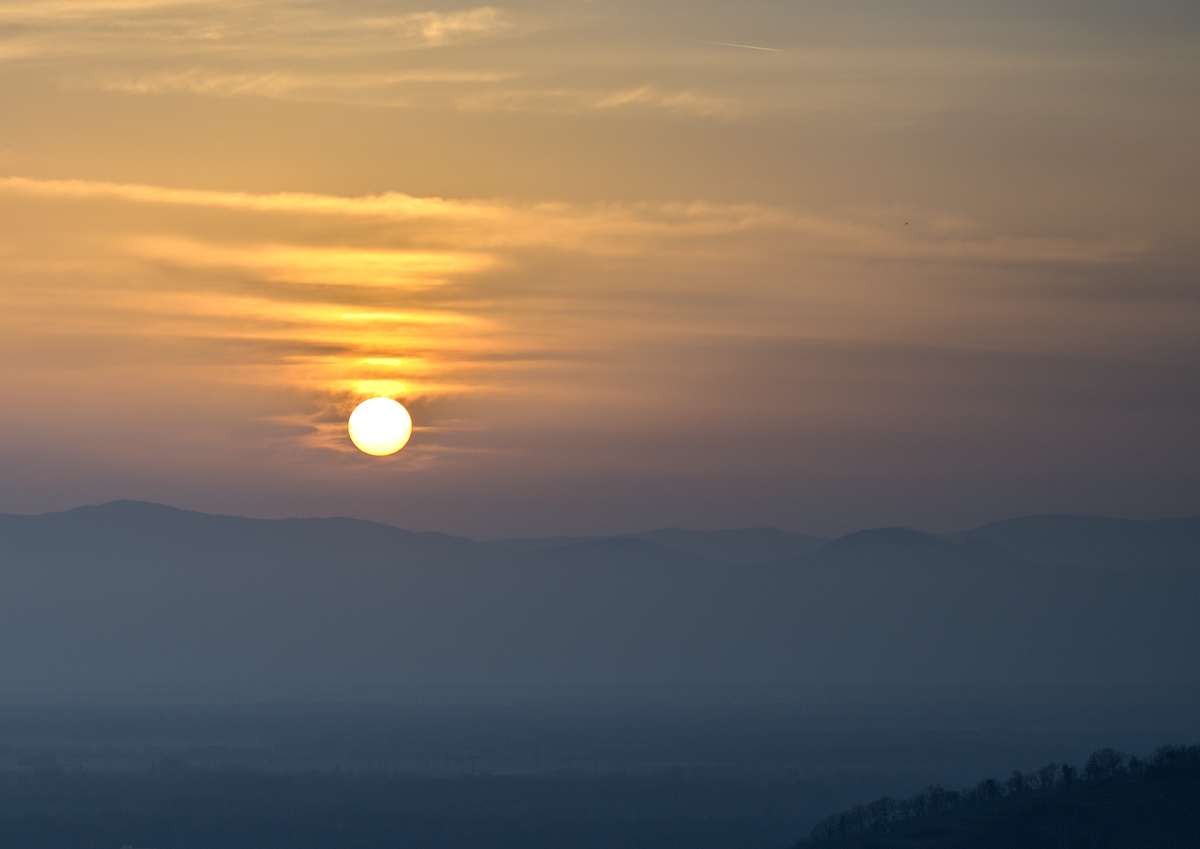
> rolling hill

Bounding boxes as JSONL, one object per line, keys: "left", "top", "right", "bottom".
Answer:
{"left": 0, "top": 502, "right": 1196, "bottom": 702}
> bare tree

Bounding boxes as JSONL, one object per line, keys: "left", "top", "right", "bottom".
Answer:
{"left": 1005, "top": 769, "right": 1028, "bottom": 795}
{"left": 1084, "top": 748, "right": 1127, "bottom": 781}
{"left": 865, "top": 796, "right": 896, "bottom": 828}
{"left": 975, "top": 777, "right": 1000, "bottom": 800}
{"left": 1151, "top": 744, "right": 1188, "bottom": 767}
{"left": 1034, "top": 763, "right": 1058, "bottom": 791}
{"left": 925, "top": 785, "right": 950, "bottom": 813}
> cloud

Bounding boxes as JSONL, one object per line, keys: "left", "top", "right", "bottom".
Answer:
{"left": 0, "top": 175, "right": 473, "bottom": 221}
{"left": 0, "top": 176, "right": 1147, "bottom": 265}
{"left": 409, "top": 7, "right": 503, "bottom": 46}
{"left": 2, "top": 0, "right": 1189, "bottom": 136}
{"left": 0, "top": 166, "right": 1191, "bottom": 533}
{"left": 85, "top": 68, "right": 515, "bottom": 99}
{"left": 0, "top": 0, "right": 505, "bottom": 36}
{"left": 0, "top": 173, "right": 1161, "bottom": 474}
{"left": 129, "top": 237, "right": 495, "bottom": 287}
{"left": 0, "top": 0, "right": 209, "bottom": 20}
{"left": 0, "top": 1, "right": 510, "bottom": 61}
{"left": 457, "top": 84, "right": 745, "bottom": 119}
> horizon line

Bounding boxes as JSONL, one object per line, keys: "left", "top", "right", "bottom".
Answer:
{"left": 2, "top": 498, "right": 1196, "bottom": 543}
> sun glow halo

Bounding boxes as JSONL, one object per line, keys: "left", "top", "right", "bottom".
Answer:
{"left": 348, "top": 397, "right": 412, "bottom": 456}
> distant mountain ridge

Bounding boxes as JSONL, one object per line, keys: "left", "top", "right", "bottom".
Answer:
{"left": 952, "top": 514, "right": 1200, "bottom": 573}
{"left": 0, "top": 501, "right": 1196, "bottom": 702}
{"left": 6, "top": 500, "right": 1197, "bottom": 569}
{"left": 492, "top": 526, "right": 829, "bottom": 565}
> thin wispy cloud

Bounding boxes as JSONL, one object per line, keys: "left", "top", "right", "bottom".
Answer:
{"left": 0, "top": 173, "right": 1160, "bottom": 473}
{"left": 82, "top": 68, "right": 517, "bottom": 101}
{"left": 450, "top": 83, "right": 746, "bottom": 119}
{"left": 0, "top": 1, "right": 511, "bottom": 52}
{"left": 0, "top": 0, "right": 218, "bottom": 19}
{"left": 695, "top": 40, "right": 782, "bottom": 52}
{"left": 5, "top": 0, "right": 1177, "bottom": 131}
{"left": 0, "top": 176, "right": 1148, "bottom": 264}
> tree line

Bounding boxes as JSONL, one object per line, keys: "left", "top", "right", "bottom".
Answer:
{"left": 799, "top": 742, "right": 1200, "bottom": 844}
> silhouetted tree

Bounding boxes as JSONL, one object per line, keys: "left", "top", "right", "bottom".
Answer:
{"left": 1150, "top": 744, "right": 1194, "bottom": 768}
{"left": 925, "top": 785, "right": 952, "bottom": 813}
{"left": 975, "top": 777, "right": 1000, "bottom": 801}
{"left": 1005, "top": 769, "right": 1027, "bottom": 795}
{"left": 865, "top": 796, "right": 896, "bottom": 827}
{"left": 1029, "top": 763, "right": 1056, "bottom": 791}
{"left": 801, "top": 741, "right": 1200, "bottom": 845}
{"left": 837, "top": 804, "right": 868, "bottom": 836}
{"left": 1085, "top": 748, "right": 1127, "bottom": 781}
{"left": 1145, "top": 743, "right": 1200, "bottom": 779}
{"left": 809, "top": 814, "right": 838, "bottom": 842}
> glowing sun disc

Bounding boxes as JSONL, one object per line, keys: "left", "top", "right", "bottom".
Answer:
{"left": 348, "top": 397, "right": 412, "bottom": 456}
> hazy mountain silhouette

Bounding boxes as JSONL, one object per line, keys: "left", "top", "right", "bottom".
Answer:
{"left": 632, "top": 527, "right": 828, "bottom": 563}
{"left": 951, "top": 514, "right": 1200, "bottom": 574}
{"left": 491, "top": 526, "right": 828, "bottom": 563}
{"left": 0, "top": 502, "right": 1196, "bottom": 702}
{"left": 805, "top": 527, "right": 1023, "bottom": 570}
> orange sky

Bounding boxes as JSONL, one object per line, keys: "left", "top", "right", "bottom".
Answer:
{"left": 0, "top": 0, "right": 1197, "bottom": 537}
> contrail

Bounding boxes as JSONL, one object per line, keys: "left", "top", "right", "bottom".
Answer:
{"left": 696, "top": 40, "right": 782, "bottom": 52}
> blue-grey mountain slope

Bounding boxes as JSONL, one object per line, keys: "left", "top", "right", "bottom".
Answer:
{"left": 490, "top": 526, "right": 828, "bottom": 563}
{"left": 951, "top": 514, "right": 1200, "bottom": 573}
{"left": 0, "top": 502, "right": 1196, "bottom": 702}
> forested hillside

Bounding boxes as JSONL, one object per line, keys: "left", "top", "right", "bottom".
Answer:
{"left": 798, "top": 744, "right": 1200, "bottom": 848}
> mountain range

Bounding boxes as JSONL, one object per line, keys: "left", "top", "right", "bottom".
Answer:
{"left": 0, "top": 502, "right": 1196, "bottom": 702}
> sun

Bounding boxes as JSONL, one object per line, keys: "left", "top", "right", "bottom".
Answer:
{"left": 348, "top": 397, "right": 412, "bottom": 456}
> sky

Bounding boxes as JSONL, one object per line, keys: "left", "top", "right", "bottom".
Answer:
{"left": 0, "top": 0, "right": 1197, "bottom": 539}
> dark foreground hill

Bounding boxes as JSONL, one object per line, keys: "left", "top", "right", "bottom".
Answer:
{"left": 799, "top": 745, "right": 1200, "bottom": 849}
{"left": 0, "top": 761, "right": 836, "bottom": 849}
{"left": 0, "top": 502, "right": 1196, "bottom": 701}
